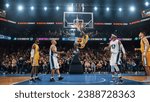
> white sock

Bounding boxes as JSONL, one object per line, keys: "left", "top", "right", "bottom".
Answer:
{"left": 58, "top": 75, "right": 61, "bottom": 77}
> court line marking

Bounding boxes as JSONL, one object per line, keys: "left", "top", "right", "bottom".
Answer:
{"left": 11, "top": 74, "right": 46, "bottom": 85}
{"left": 56, "top": 78, "right": 106, "bottom": 84}
{"left": 11, "top": 78, "right": 30, "bottom": 85}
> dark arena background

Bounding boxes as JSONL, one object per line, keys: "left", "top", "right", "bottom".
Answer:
{"left": 0, "top": 0, "right": 150, "bottom": 85}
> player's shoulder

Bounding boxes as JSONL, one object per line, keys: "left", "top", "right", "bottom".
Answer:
{"left": 142, "top": 37, "right": 148, "bottom": 41}
{"left": 110, "top": 40, "right": 113, "bottom": 43}
{"left": 32, "top": 43, "right": 36, "bottom": 48}
{"left": 116, "top": 39, "right": 120, "bottom": 42}
{"left": 50, "top": 45, "right": 56, "bottom": 48}
{"left": 116, "top": 39, "right": 122, "bottom": 44}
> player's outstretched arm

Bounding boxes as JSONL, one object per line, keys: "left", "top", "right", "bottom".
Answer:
{"left": 134, "top": 48, "right": 141, "bottom": 51}
{"left": 119, "top": 41, "right": 126, "bottom": 60}
{"left": 104, "top": 44, "right": 111, "bottom": 51}
{"left": 142, "top": 37, "right": 150, "bottom": 57}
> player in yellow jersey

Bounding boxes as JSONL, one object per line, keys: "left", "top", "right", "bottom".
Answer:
{"left": 76, "top": 33, "right": 89, "bottom": 49}
{"left": 74, "top": 21, "right": 89, "bottom": 49}
{"left": 30, "top": 39, "right": 41, "bottom": 82}
{"left": 135, "top": 32, "right": 150, "bottom": 76}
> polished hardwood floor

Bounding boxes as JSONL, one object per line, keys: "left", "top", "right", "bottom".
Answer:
{"left": 123, "top": 76, "right": 150, "bottom": 84}
{"left": 0, "top": 76, "right": 30, "bottom": 85}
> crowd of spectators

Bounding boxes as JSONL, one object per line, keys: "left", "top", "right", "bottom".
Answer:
{"left": 0, "top": 26, "right": 62, "bottom": 38}
{"left": 0, "top": 44, "right": 144, "bottom": 75}
{"left": 1, "top": 22, "right": 150, "bottom": 38}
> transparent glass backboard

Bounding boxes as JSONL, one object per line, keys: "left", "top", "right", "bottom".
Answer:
{"left": 63, "top": 12, "right": 93, "bottom": 29}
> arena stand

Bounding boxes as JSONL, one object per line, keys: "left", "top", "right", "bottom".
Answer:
{"left": 0, "top": 14, "right": 150, "bottom": 75}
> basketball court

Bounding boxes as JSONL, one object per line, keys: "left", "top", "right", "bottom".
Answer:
{"left": 0, "top": 0, "right": 150, "bottom": 86}
{"left": 0, "top": 73, "right": 150, "bottom": 85}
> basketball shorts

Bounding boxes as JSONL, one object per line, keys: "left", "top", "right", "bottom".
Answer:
{"left": 142, "top": 51, "right": 150, "bottom": 66}
{"left": 32, "top": 58, "right": 39, "bottom": 66}
{"left": 110, "top": 52, "right": 122, "bottom": 66}
{"left": 49, "top": 56, "right": 60, "bottom": 69}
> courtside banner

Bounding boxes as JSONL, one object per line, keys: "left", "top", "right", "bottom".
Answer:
{"left": 0, "top": 85, "right": 149, "bottom": 102}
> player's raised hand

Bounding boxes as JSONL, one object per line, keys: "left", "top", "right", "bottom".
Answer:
{"left": 104, "top": 47, "right": 109, "bottom": 51}
{"left": 61, "top": 51, "right": 65, "bottom": 53}
{"left": 58, "top": 51, "right": 65, "bottom": 54}
{"left": 134, "top": 48, "right": 140, "bottom": 51}
{"left": 123, "top": 53, "right": 126, "bottom": 60}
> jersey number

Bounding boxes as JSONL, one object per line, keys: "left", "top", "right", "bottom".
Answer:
{"left": 111, "top": 44, "right": 116, "bottom": 49}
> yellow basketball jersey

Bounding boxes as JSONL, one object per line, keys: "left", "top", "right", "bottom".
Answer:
{"left": 78, "top": 35, "right": 89, "bottom": 49}
{"left": 33, "top": 43, "right": 40, "bottom": 60}
{"left": 140, "top": 38, "right": 150, "bottom": 53}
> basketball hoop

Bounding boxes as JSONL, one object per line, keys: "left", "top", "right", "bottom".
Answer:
{"left": 63, "top": 12, "right": 93, "bottom": 29}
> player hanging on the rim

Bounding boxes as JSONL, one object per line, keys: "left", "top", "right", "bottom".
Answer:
{"left": 73, "top": 19, "right": 89, "bottom": 49}
{"left": 104, "top": 34, "right": 126, "bottom": 84}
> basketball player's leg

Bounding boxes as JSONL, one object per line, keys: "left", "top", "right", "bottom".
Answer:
{"left": 84, "top": 66, "right": 88, "bottom": 73}
{"left": 144, "top": 66, "right": 149, "bottom": 76}
{"left": 30, "top": 58, "right": 36, "bottom": 81}
{"left": 49, "top": 56, "right": 56, "bottom": 82}
{"left": 49, "top": 58, "right": 63, "bottom": 81}
{"left": 148, "top": 67, "right": 150, "bottom": 76}
{"left": 145, "top": 52, "right": 150, "bottom": 76}
{"left": 111, "top": 65, "right": 115, "bottom": 81}
{"left": 56, "top": 69, "right": 63, "bottom": 80}
{"left": 30, "top": 66, "right": 36, "bottom": 82}
{"left": 147, "top": 52, "right": 150, "bottom": 76}
{"left": 110, "top": 53, "right": 123, "bottom": 84}
{"left": 115, "top": 54, "right": 123, "bottom": 82}
{"left": 114, "top": 64, "right": 123, "bottom": 83}
{"left": 32, "top": 59, "right": 41, "bottom": 81}
{"left": 143, "top": 56, "right": 150, "bottom": 76}
{"left": 35, "top": 66, "right": 41, "bottom": 81}
{"left": 110, "top": 53, "right": 117, "bottom": 81}
{"left": 55, "top": 60, "right": 63, "bottom": 80}
{"left": 50, "top": 69, "right": 55, "bottom": 82}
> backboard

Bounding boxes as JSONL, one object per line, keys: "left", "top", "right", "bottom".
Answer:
{"left": 63, "top": 12, "right": 93, "bottom": 29}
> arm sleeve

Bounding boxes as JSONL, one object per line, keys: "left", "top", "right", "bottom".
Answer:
{"left": 120, "top": 43, "right": 126, "bottom": 54}
{"left": 30, "top": 49, "right": 34, "bottom": 58}
{"left": 143, "top": 38, "right": 150, "bottom": 52}
{"left": 119, "top": 40, "right": 126, "bottom": 54}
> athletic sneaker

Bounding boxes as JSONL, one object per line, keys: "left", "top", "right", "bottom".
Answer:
{"left": 30, "top": 78, "right": 36, "bottom": 83}
{"left": 35, "top": 77, "right": 41, "bottom": 81}
{"left": 116, "top": 79, "right": 124, "bottom": 85}
{"left": 58, "top": 76, "right": 64, "bottom": 81}
{"left": 50, "top": 78, "right": 55, "bottom": 82}
{"left": 110, "top": 77, "right": 116, "bottom": 85}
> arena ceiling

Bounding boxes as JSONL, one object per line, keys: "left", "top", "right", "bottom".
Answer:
{"left": 0, "top": 0, "right": 149, "bottom": 22}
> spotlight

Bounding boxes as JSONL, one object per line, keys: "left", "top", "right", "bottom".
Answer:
{"left": 106, "top": 7, "right": 110, "bottom": 11}
{"left": 5, "top": 3, "right": 10, "bottom": 8}
{"left": 81, "top": 3, "right": 85, "bottom": 12}
{"left": 130, "top": 6, "right": 135, "bottom": 12}
{"left": 56, "top": 6, "right": 59, "bottom": 11}
{"left": 118, "top": 8, "right": 122, "bottom": 12}
{"left": 94, "top": 6, "right": 98, "bottom": 11}
{"left": 18, "top": 5, "right": 23, "bottom": 11}
{"left": 30, "top": 6, "right": 34, "bottom": 10}
{"left": 145, "top": 2, "right": 149, "bottom": 6}
{"left": 44, "top": 7, "right": 47, "bottom": 11}
{"left": 67, "top": 5, "right": 73, "bottom": 11}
